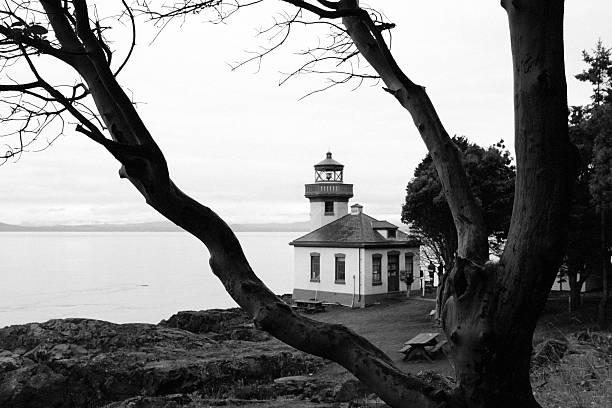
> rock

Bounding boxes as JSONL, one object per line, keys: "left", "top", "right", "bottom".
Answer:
{"left": 532, "top": 338, "right": 568, "bottom": 366}
{"left": 415, "top": 370, "right": 455, "bottom": 395}
{"left": 333, "top": 379, "right": 370, "bottom": 402}
{"left": 0, "top": 350, "right": 21, "bottom": 371}
{"left": 0, "top": 318, "right": 323, "bottom": 408}
{"left": 159, "top": 310, "right": 270, "bottom": 342}
{"left": 230, "top": 328, "right": 269, "bottom": 342}
{"left": 574, "top": 330, "right": 612, "bottom": 355}
{"left": 271, "top": 375, "right": 338, "bottom": 402}
{"left": 158, "top": 309, "right": 248, "bottom": 334}
{"left": 273, "top": 375, "right": 313, "bottom": 384}
{"left": 102, "top": 394, "right": 194, "bottom": 408}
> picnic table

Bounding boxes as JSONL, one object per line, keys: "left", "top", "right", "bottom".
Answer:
{"left": 292, "top": 299, "right": 325, "bottom": 314}
{"left": 398, "top": 332, "right": 447, "bottom": 362}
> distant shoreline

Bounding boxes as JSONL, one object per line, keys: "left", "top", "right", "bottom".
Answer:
{"left": 0, "top": 221, "right": 311, "bottom": 233}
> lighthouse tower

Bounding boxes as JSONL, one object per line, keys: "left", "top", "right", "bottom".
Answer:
{"left": 305, "top": 152, "right": 353, "bottom": 231}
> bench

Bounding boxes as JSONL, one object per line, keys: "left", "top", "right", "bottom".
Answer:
{"left": 399, "top": 332, "right": 445, "bottom": 362}
{"left": 425, "top": 339, "right": 448, "bottom": 357}
{"left": 293, "top": 299, "right": 325, "bottom": 314}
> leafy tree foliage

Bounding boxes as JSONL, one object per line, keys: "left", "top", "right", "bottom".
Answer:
{"left": 587, "top": 105, "right": 612, "bottom": 212}
{"left": 401, "top": 136, "right": 515, "bottom": 270}
{"left": 575, "top": 39, "right": 612, "bottom": 106}
{"left": 579, "top": 104, "right": 612, "bottom": 326}
{"left": 564, "top": 40, "right": 612, "bottom": 320}
{"left": 564, "top": 121, "right": 606, "bottom": 309}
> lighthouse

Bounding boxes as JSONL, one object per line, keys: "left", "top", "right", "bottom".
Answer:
{"left": 304, "top": 152, "right": 353, "bottom": 231}
{"left": 290, "top": 151, "right": 421, "bottom": 307}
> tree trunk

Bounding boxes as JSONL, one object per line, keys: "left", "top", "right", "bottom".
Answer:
{"left": 440, "top": 1, "right": 572, "bottom": 406}
{"left": 285, "top": 0, "right": 573, "bottom": 405}
{"left": 567, "top": 269, "right": 581, "bottom": 312}
{"left": 598, "top": 210, "right": 609, "bottom": 328}
{"left": 34, "top": 2, "right": 446, "bottom": 407}
{"left": 27, "top": 1, "right": 574, "bottom": 407}
{"left": 322, "top": 0, "right": 572, "bottom": 405}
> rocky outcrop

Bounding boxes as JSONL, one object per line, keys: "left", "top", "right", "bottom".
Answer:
{"left": 0, "top": 317, "right": 322, "bottom": 408}
{"left": 159, "top": 309, "right": 271, "bottom": 342}
{"left": 100, "top": 377, "right": 378, "bottom": 408}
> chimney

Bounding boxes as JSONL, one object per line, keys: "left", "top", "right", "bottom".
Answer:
{"left": 350, "top": 204, "right": 363, "bottom": 215}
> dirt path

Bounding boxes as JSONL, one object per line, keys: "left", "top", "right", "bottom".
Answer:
{"left": 305, "top": 292, "right": 612, "bottom": 383}
{"left": 307, "top": 297, "right": 453, "bottom": 382}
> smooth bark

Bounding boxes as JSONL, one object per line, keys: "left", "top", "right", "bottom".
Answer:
{"left": 6, "top": 0, "right": 575, "bottom": 407}
{"left": 31, "top": 1, "right": 445, "bottom": 407}
{"left": 281, "top": 0, "right": 572, "bottom": 406}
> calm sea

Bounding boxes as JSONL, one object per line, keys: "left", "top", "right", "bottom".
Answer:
{"left": 0, "top": 231, "right": 298, "bottom": 327}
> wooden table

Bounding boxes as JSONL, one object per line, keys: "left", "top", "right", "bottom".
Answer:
{"left": 293, "top": 299, "right": 325, "bottom": 314}
{"left": 399, "top": 332, "right": 447, "bottom": 362}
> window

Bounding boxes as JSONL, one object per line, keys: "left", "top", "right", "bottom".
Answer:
{"left": 405, "top": 253, "right": 414, "bottom": 284}
{"left": 387, "top": 229, "right": 396, "bottom": 239}
{"left": 324, "top": 201, "right": 334, "bottom": 215}
{"left": 310, "top": 253, "right": 320, "bottom": 282}
{"left": 372, "top": 254, "right": 382, "bottom": 285}
{"left": 335, "top": 254, "right": 345, "bottom": 283}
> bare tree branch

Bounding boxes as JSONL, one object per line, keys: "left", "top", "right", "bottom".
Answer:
{"left": 0, "top": 3, "right": 447, "bottom": 406}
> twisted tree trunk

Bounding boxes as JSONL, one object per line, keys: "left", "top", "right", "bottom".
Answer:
{"left": 18, "top": 0, "right": 573, "bottom": 407}
{"left": 34, "top": 1, "right": 445, "bottom": 407}
{"left": 282, "top": 0, "right": 573, "bottom": 406}
{"left": 440, "top": 2, "right": 572, "bottom": 406}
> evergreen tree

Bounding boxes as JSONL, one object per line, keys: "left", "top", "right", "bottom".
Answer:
{"left": 575, "top": 39, "right": 612, "bottom": 106}
{"left": 401, "top": 136, "right": 515, "bottom": 270}
{"left": 568, "top": 39, "right": 612, "bottom": 324}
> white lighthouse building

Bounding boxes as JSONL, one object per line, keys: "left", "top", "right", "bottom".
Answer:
{"left": 290, "top": 152, "right": 421, "bottom": 307}
{"left": 305, "top": 151, "right": 354, "bottom": 231}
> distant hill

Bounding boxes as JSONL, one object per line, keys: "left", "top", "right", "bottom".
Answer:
{"left": 0, "top": 222, "right": 29, "bottom": 232}
{"left": 0, "top": 220, "right": 311, "bottom": 233}
{"left": 231, "top": 222, "right": 310, "bottom": 232}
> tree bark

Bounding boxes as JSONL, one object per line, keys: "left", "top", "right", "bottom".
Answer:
{"left": 567, "top": 270, "right": 582, "bottom": 312}
{"left": 283, "top": 1, "right": 572, "bottom": 406}
{"left": 31, "top": 2, "right": 446, "bottom": 407}
{"left": 13, "top": 1, "right": 575, "bottom": 407}
{"left": 457, "top": 2, "right": 573, "bottom": 406}
{"left": 598, "top": 210, "right": 609, "bottom": 328}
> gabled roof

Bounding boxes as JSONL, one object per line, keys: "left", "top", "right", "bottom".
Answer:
{"left": 289, "top": 213, "right": 420, "bottom": 248}
{"left": 372, "top": 220, "right": 398, "bottom": 230}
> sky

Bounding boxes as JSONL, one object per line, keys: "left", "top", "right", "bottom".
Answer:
{"left": 1, "top": 1, "right": 611, "bottom": 226}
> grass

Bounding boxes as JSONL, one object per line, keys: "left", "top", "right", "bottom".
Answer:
{"left": 129, "top": 293, "right": 611, "bottom": 407}
{"left": 311, "top": 293, "right": 612, "bottom": 407}
{"left": 532, "top": 333, "right": 612, "bottom": 408}
{"left": 532, "top": 293, "right": 612, "bottom": 407}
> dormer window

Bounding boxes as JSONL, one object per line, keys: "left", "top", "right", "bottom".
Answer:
{"left": 372, "top": 221, "right": 399, "bottom": 239}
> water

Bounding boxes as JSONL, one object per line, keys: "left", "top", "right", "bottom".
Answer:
{"left": 0, "top": 232, "right": 297, "bottom": 327}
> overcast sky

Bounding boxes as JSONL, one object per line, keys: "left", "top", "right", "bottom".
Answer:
{"left": 1, "top": 1, "right": 611, "bottom": 226}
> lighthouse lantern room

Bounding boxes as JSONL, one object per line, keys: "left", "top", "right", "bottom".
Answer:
{"left": 304, "top": 152, "right": 353, "bottom": 231}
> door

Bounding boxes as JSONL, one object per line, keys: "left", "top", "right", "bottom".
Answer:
{"left": 387, "top": 253, "right": 399, "bottom": 292}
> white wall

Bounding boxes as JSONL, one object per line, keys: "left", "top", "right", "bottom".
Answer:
{"left": 294, "top": 246, "right": 360, "bottom": 295}
{"left": 362, "top": 248, "right": 421, "bottom": 295}
{"left": 309, "top": 201, "right": 349, "bottom": 230}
